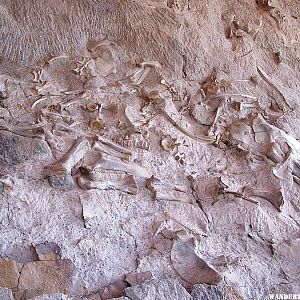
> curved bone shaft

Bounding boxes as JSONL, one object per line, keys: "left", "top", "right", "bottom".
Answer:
{"left": 59, "top": 137, "right": 90, "bottom": 171}
{"left": 96, "top": 136, "right": 132, "bottom": 155}
{"left": 77, "top": 175, "right": 138, "bottom": 194}
{"left": 159, "top": 98, "right": 216, "bottom": 144}
{"left": 93, "top": 141, "right": 131, "bottom": 161}
{"left": 243, "top": 187, "right": 284, "bottom": 212}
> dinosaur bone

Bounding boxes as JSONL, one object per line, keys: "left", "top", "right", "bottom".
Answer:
{"left": 81, "top": 154, "right": 151, "bottom": 179}
{"left": 77, "top": 175, "right": 137, "bottom": 195}
{"left": 44, "top": 137, "right": 90, "bottom": 191}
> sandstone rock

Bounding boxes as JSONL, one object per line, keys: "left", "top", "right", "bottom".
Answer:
{"left": 125, "top": 278, "right": 192, "bottom": 300}
{"left": 0, "top": 259, "right": 21, "bottom": 288}
{"left": 15, "top": 259, "right": 84, "bottom": 300}
{"left": 0, "top": 288, "right": 14, "bottom": 300}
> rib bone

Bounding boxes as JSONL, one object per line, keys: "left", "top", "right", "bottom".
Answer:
{"left": 159, "top": 98, "right": 216, "bottom": 144}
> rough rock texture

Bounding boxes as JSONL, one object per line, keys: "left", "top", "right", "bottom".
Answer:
{"left": 0, "top": 288, "right": 14, "bottom": 300}
{"left": 0, "top": 1, "right": 300, "bottom": 299}
{"left": 124, "top": 278, "right": 192, "bottom": 300}
{"left": 191, "top": 284, "right": 243, "bottom": 300}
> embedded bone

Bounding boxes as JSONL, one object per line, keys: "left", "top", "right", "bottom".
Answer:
{"left": 89, "top": 117, "right": 103, "bottom": 129}
{"left": 130, "top": 61, "right": 161, "bottom": 85}
{"left": 118, "top": 136, "right": 150, "bottom": 151}
{"left": 0, "top": 122, "right": 46, "bottom": 139}
{"left": 72, "top": 58, "right": 92, "bottom": 75}
{"left": 96, "top": 136, "right": 133, "bottom": 156}
{"left": 84, "top": 102, "right": 100, "bottom": 112}
{"left": 257, "top": 67, "right": 291, "bottom": 109}
{"left": 243, "top": 187, "right": 284, "bottom": 212}
{"left": 171, "top": 231, "right": 221, "bottom": 284}
{"left": 87, "top": 40, "right": 116, "bottom": 77}
{"left": 92, "top": 140, "right": 131, "bottom": 161}
{"left": 58, "top": 90, "right": 92, "bottom": 111}
{"left": 82, "top": 154, "right": 151, "bottom": 179}
{"left": 0, "top": 174, "right": 15, "bottom": 187}
{"left": 43, "top": 137, "right": 90, "bottom": 191}
{"left": 161, "top": 135, "right": 180, "bottom": 152}
{"left": 124, "top": 105, "right": 152, "bottom": 128}
{"left": 77, "top": 175, "right": 138, "bottom": 195}
{"left": 192, "top": 176, "right": 227, "bottom": 200}
{"left": 147, "top": 176, "right": 194, "bottom": 204}
{"left": 292, "top": 162, "right": 300, "bottom": 185}
{"left": 159, "top": 97, "right": 216, "bottom": 144}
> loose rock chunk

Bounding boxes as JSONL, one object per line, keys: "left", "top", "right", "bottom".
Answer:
{"left": 171, "top": 231, "right": 221, "bottom": 284}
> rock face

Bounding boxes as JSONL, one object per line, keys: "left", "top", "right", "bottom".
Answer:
{"left": 0, "top": 288, "right": 14, "bottom": 300}
{"left": 1, "top": 1, "right": 300, "bottom": 299}
{"left": 0, "top": 258, "right": 83, "bottom": 300}
{"left": 124, "top": 279, "right": 192, "bottom": 300}
{"left": 0, "top": 260, "right": 21, "bottom": 288}
{"left": 191, "top": 284, "right": 243, "bottom": 300}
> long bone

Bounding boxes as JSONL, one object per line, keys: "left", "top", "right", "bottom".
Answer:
{"left": 0, "top": 122, "right": 46, "bottom": 139}
{"left": 81, "top": 154, "right": 151, "bottom": 179}
{"left": 147, "top": 176, "right": 194, "bottom": 204}
{"left": 92, "top": 141, "right": 131, "bottom": 161}
{"left": 77, "top": 175, "right": 138, "bottom": 195}
{"left": 158, "top": 97, "right": 216, "bottom": 144}
{"left": 43, "top": 137, "right": 90, "bottom": 191}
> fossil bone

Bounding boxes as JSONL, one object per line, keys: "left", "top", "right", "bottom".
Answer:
{"left": 122, "top": 138, "right": 150, "bottom": 151}
{"left": 77, "top": 175, "right": 138, "bottom": 195}
{"left": 243, "top": 187, "right": 284, "bottom": 212}
{"left": 82, "top": 154, "right": 151, "bottom": 179}
{"left": 256, "top": 0, "right": 274, "bottom": 11}
{"left": 87, "top": 40, "right": 116, "bottom": 77}
{"left": 130, "top": 61, "right": 161, "bottom": 85}
{"left": 192, "top": 176, "right": 227, "bottom": 200}
{"left": 147, "top": 176, "right": 194, "bottom": 204}
{"left": 257, "top": 67, "right": 291, "bottom": 109}
{"left": 158, "top": 97, "right": 216, "bottom": 144}
{"left": 92, "top": 140, "right": 131, "bottom": 161}
{"left": 0, "top": 174, "right": 15, "bottom": 188}
{"left": 161, "top": 135, "right": 180, "bottom": 152}
{"left": 43, "top": 137, "right": 90, "bottom": 191}
{"left": 171, "top": 231, "right": 221, "bottom": 284}
{"left": 96, "top": 136, "right": 133, "bottom": 156}
{"left": 0, "top": 122, "right": 46, "bottom": 139}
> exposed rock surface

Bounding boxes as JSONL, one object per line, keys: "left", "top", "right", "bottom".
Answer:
{"left": 0, "top": 288, "right": 14, "bottom": 300}
{"left": 0, "top": 1, "right": 300, "bottom": 299}
{"left": 124, "top": 278, "right": 192, "bottom": 300}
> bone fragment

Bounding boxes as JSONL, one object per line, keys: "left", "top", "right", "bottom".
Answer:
{"left": 82, "top": 154, "right": 151, "bottom": 179}
{"left": 77, "top": 175, "right": 138, "bottom": 195}
{"left": 44, "top": 137, "right": 90, "bottom": 190}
